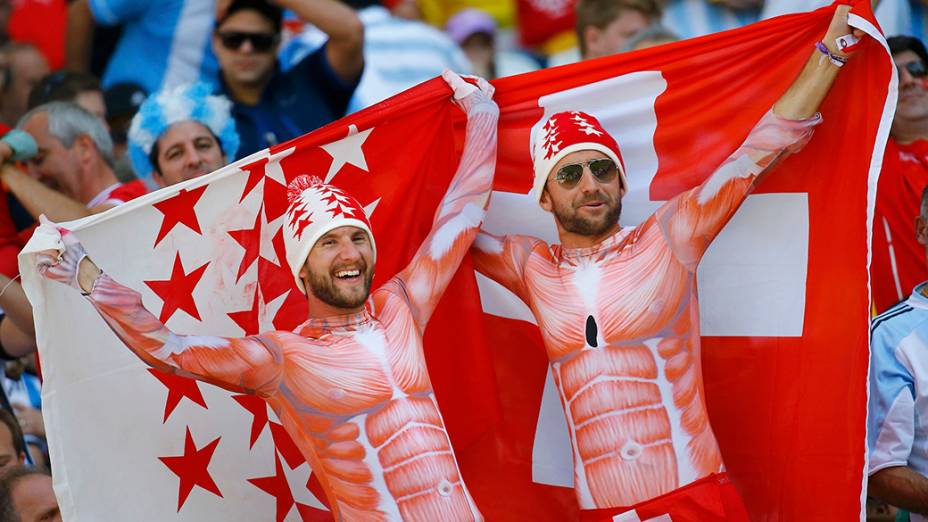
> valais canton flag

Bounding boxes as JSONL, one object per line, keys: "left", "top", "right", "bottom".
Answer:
{"left": 20, "top": 1, "right": 891, "bottom": 520}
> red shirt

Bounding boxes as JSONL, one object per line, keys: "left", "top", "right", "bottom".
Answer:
{"left": 871, "top": 138, "right": 928, "bottom": 314}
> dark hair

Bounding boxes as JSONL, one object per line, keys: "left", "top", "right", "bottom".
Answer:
{"left": 0, "top": 409, "right": 24, "bottom": 460}
{"left": 888, "top": 35, "right": 928, "bottom": 66}
{"left": 27, "top": 71, "right": 101, "bottom": 110}
{"left": 148, "top": 124, "right": 225, "bottom": 177}
{"left": 575, "top": 0, "right": 662, "bottom": 56}
{"left": 0, "top": 466, "right": 50, "bottom": 522}
{"left": 216, "top": 0, "right": 284, "bottom": 33}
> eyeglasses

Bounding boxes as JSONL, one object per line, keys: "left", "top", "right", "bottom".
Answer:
{"left": 216, "top": 31, "right": 280, "bottom": 53}
{"left": 552, "top": 158, "right": 618, "bottom": 189}
{"left": 898, "top": 60, "right": 928, "bottom": 79}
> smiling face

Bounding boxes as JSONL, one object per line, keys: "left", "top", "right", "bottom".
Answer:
{"left": 541, "top": 149, "right": 624, "bottom": 247}
{"left": 153, "top": 121, "right": 226, "bottom": 187}
{"left": 300, "top": 226, "right": 375, "bottom": 314}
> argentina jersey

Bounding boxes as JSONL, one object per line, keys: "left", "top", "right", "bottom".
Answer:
{"left": 869, "top": 284, "right": 928, "bottom": 522}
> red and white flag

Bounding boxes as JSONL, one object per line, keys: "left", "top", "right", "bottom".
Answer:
{"left": 21, "top": 1, "right": 892, "bottom": 520}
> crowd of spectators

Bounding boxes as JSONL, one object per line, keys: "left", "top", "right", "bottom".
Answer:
{"left": 0, "top": 0, "right": 921, "bottom": 520}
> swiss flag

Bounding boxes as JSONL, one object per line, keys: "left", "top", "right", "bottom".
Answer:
{"left": 21, "top": 1, "right": 890, "bottom": 520}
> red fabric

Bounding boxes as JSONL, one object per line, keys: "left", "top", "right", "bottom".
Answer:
{"left": 107, "top": 179, "right": 149, "bottom": 205}
{"left": 870, "top": 138, "right": 928, "bottom": 314}
{"left": 7, "top": 0, "right": 67, "bottom": 69}
{"left": 0, "top": 193, "right": 22, "bottom": 277}
{"left": 579, "top": 473, "right": 748, "bottom": 522}
{"left": 539, "top": 111, "right": 625, "bottom": 167}
{"left": 517, "top": 0, "right": 575, "bottom": 47}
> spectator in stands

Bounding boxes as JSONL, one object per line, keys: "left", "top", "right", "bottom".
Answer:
{"left": 65, "top": 0, "right": 219, "bottom": 94}
{"left": 871, "top": 36, "right": 928, "bottom": 313}
{"left": 128, "top": 83, "right": 239, "bottom": 187}
{"left": 869, "top": 185, "right": 928, "bottom": 518}
{"left": 281, "top": 0, "right": 469, "bottom": 113}
{"left": 103, "top": 83, "right": 145, "bottom": 158}
{"left": 0, "top": 102, "right": 146, "bottom": 222}
{"left": 27, "top": 70, "right": 106, "bottom": 122}
{"left": 0, "top": 42, "right": 48, "bottom": 130}
{"left": 0, "top": 467, "right": 60, "bottom": 522}
{"left": 563, "top": 0, "right": 661, "bottom": 63}
{"left": 445, "top": 8, "right": 539, "bottom": 80}
{"left": 0, "top": 409, "right": 25, "bottom": 473}
{"left": 213, "top": 0, "right": 363, "bottom": 158}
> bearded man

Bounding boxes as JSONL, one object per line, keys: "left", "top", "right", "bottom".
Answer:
{"left": 471, "top": 6, "right": 860, "bottom": 520}
{"left": 37, "top": 71, "right": 497, "bottom": 521}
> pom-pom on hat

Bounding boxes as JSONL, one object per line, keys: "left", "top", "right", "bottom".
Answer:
{"left": 283, "top": 175, "right": 377, "bottom": 293}
{"left": 127, "top": 82, "right": 239, "bottom": 179}
{"left": 530, "top": 111, "right": 627, "bottom": 203}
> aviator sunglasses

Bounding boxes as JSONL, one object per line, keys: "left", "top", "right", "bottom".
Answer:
{"left": 552, "top": 158, "right": 619, "bottom": 189}
{"left": 899, "top": 60, "right": 928, "bottom": 79}
{"left": 216, "top": 31, "right": 280, "bottom": 52}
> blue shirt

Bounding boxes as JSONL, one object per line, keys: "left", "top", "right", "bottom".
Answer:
{"left": 869, "top": 284, "right": 928, "bottom": 522}
{"left": 89, "top": 0, "right": 219, "bottom": 93}
{"left": 220, "top": 44, "right": 359, "bottom": 160}
{"left": 279, "top": 6, "right": 471, "bottom": 114}
{"left": 876, "top": 0, "right": 926, "bottom": 43}
{"left": 662, "top": 0, "right": 760, "bottom": 40}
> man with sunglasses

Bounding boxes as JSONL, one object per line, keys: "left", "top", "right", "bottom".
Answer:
{"left": 872, "top": 36, "right": 928, "bottom": 313}
{"left": 472, "top": 7, "right": 859, "bottom": 520}
{"left": 212, "top": 0, "right": 363, "bottom": 160}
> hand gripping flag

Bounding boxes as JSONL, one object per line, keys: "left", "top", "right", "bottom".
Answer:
{"left": 20, "top": 1, "right": 892, "bottom": 519}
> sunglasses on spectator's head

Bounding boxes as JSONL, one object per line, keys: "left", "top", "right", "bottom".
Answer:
{"left": 216, "top": 31, "right": 280, "bottom": 52}
{"left": 552, "top": 158, "right": 618, "bottom": 189}
{"left": 899, "top": 60, "right": 928, "bottom": 79}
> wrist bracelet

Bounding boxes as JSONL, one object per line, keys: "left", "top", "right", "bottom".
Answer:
{"left": 815, "top": 41, "right": 847, "bottom": 68}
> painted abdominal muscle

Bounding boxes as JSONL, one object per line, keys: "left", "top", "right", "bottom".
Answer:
{"left": 270, "top": 310, "right": 476, "bottom": 520}
{"left": 529, "top": 222, "right": 722, "bottom": 508}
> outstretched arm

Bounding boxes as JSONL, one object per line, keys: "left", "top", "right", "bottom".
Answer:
{"left": 37, "top": 225, "right": 284, "bottom": 396}
{"left": 658, "top": 5, "right": 859, "bottom": 269}
{"left": 388, "top": 72, "right": 499, "bottom": 331}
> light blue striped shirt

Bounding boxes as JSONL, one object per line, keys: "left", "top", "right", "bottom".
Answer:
{"left": 279, "top": 6, "right": 472, "bottom": 114}
{"left": 869, "top": 284, "right": 928, "bottom": 522}
{"left": 89, "top": 0, "right": 219, "bottom": 93}
{"left": 661, "top": 0, "right": 760, "bottom": 40}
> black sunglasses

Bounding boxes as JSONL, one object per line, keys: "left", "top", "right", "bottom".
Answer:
{"left": 216, "top": 31, "right": 280, "bottom": 53}
{"left": 899, "top": 60, "right": 928, "bottom": 79}
{"left": 552, "top": 158, "right": 618, "bottom": 189}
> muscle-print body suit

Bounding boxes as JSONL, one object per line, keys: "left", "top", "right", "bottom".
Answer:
{"left": 472, "top": 110, "right": 820, "bottom": 509}
{"left": 78, "top": 94, "right": 499, "bottom": 521}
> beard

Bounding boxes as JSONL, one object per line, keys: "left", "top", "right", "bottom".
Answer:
{"left": 306, "top": 261, "right": 374, "bottom": 309}
{"left": 552, "top": 189, "right": 622, "bottom": 237}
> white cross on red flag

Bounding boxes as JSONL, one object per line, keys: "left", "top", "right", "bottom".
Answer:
{"left": 21, "top": 1, "right": 892, "bottom": 519}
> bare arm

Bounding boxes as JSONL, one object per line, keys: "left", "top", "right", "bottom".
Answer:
{"left": 65, "top": 0, "right": 94, "bottom": 72}
{"left": 772, "top": 5, "right": 862, "bottom": 119}
{"left": 869, "top": 466, "right": 928, "bottom": 515}
{"left": 275, "top": 0, "right": 364, "bottom": 82}
{"left": 1, "top": 166, "right": 96, "bottom": 221}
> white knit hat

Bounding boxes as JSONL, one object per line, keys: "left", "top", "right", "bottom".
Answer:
{"left": 530, "top": 111, "right": 627, "bottom": 203}
{"left": 283, "top": 175, "right": 376, "bottom": 293}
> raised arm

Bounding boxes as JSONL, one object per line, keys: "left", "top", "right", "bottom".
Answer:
{"left": 471, "top": 230, "right": 539, "bottom": 303}
{"left": 37, "top": 225, "right": 285, "bottom": 396}
{"left": 386, "top": 72, "right": 499, "bottom": 331}
{"left": 657, "top": 6, "right": 859, "bottom": 270}
{"left": 276, "top": 0, "right": 364, "bottom": 82}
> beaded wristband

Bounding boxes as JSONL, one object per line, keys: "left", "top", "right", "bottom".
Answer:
{"left": 815, "top": 41, "right": 847, "bottom": 68}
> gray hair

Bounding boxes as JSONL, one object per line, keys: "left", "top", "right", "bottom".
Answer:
{"left": 16, "top": 101, "right": 114, "bottom": 167}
